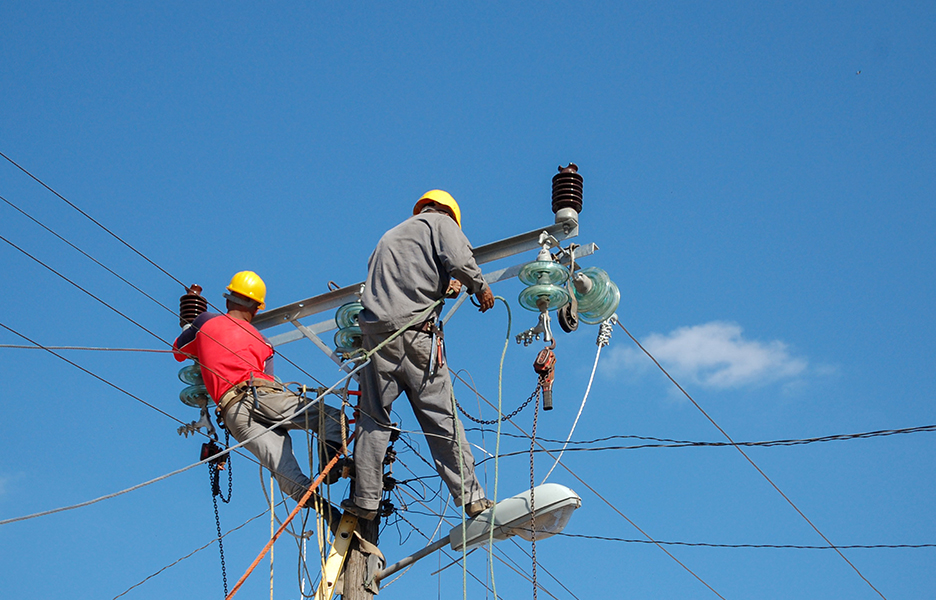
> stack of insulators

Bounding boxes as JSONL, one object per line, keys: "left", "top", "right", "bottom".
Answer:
{"left": 518, "top": 260, "right": 571, "bottom": 312}
{"left": 552, "top": 164, "right": 584, "bottom": 215}
{"left": 334, "top": 301, "right": 363, "bottom": 351}
{"left": 573, "top": 267, "right": 620, "bottom": 324}
{"left": 178, "top": 363, "right": 210, "bottom": 407}
{"left": 179, "top": 284, "right": 208, "bottom": 327}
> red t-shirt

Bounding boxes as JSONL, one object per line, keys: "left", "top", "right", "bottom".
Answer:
{"left": 173, "top": 312, "right": 274, "bottom": 403}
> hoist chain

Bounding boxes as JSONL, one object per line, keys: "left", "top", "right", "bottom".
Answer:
{"left": 454, "top": 384, "right": 540, "bottom": 425}
{"left": 207, "top": 430, "right": 233, "bottom": 597}
{"left": 529, "top": 387, "right": 540, "bottom": 600}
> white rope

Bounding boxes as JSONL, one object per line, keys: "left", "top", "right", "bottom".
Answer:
{"left": 540, "top": 316, "right": 614, "bottom": 484}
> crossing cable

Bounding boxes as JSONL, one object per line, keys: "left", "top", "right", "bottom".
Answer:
{"left": 0, "top": 213, "right": 345, "bottom": 444}
{"left": 0, "top": 351, "right": 366, "bottom": 526}
{"left": 0, "top": 320, "right": 344, "bottom": 525}
{"left": 0, "top": 344, "right": 171, "bottom": 353}
{"left": 112, "top": 502, "right": 284, "bottom": 600}
{"left": 450, "top": 370, "right": 728, "bottom": 600}
{"left": 2, "top": 184, "right": 329, "bottom": 391}
{"left": 0, "top": 150, "right": 187, "bottom": 288}
{"left": 1, "top": 192, "right": 182, "bottom": 316}
{"left": 551, "top": 532, "right": 936, "bottom": 550}
{"left": 617, "top": 320, "right": 887, "bottom": 599}
{"left": 465, "top": 425, "right": 936, "bottom": 449}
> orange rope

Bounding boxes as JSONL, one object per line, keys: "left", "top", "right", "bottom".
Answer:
{"left": 225, "top": 435, "right": 354, "bottom": 599}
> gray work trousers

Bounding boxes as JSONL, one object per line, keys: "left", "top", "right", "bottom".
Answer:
{"left": 223, "top": 387, "right": 344, "bottom": 503}
{"left": 353, "top": 329, "right": 485, "bottom": 511}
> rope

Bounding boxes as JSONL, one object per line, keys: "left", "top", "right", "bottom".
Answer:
{"left": 1, "top": 362, "right": 366, "bottom": 527}
{"left": 539, "top": 342, "right": 602, "bottom": 483}
{"left": 487, "top": 295, "right": 511, "bottom": 597}
{"left": 225, "top": 439, "right": 352, "bottom": 599}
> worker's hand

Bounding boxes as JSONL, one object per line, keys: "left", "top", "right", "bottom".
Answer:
{"left": 475, "top": 287, "right": 495, "bottom": 313}
{"left": 446, "top": 279, "right": 463, "bottom": 298}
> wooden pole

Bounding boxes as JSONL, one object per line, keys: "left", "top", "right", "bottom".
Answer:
{"left": 341, "top": 511, "right": 380, "bottom": 599}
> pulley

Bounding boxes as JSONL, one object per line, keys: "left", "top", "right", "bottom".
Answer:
{"left": 572, "top": 267, "right": 620, "bottom": 325}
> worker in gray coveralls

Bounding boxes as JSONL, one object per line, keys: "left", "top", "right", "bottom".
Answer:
{"left": 341, "top": 190, "right": 496, "bottom": 520}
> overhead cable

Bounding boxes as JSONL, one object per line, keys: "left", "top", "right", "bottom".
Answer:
{"left": 617, "top": 320, "right": 887, "bottom": 599}
{"left": 451, "top": 369, "right": 728, "bottom": 600}
{"left": 0, "top": 150, "right": 187, "bottom": 288}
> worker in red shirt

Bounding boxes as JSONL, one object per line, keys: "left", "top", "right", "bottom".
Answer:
{"left": 174, "top": 271, "right": 347, "bottom": 504}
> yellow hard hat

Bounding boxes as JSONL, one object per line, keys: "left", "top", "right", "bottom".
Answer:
{"left": 226, "top": 271, "right": 266, "bottom": 310}
{"left": 414, "top": 189, "right": 462, "bottom": 228}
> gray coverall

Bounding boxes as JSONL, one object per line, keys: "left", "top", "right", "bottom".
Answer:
{"left": 223, "top": 385, "right": 345, "bottom": 503}
{"left": 353, "top": 212, "right": 490, "bottom": 512}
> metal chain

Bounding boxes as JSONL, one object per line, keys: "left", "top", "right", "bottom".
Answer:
{"left": 209, "top": 430, "right": 233, "bottom": 596}
{"left": 210, "top": 466, "right": 229, "bottom": 597}
{"left": 454, "top": 385, "right": 539, "bottom": 425}
{"left": 529, "top": 386, "right": 540, "bottom": 600}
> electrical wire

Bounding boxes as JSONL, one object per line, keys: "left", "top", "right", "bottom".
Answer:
{"left": 464, "top": 425, "right": 936, "bottom": 449}
{"left": 450, "top": 369, "right": 728, "bottom": 599}
{"left": 0, "top": 344, "right": 171, "bottom": 353}
{"left": 0, "top": 355, "right": 366, "bottom": 526}
{"left": 0, "top": 150, "right": 188, "bottom": 288}
{"left": 112, "top": 503, "right": 283, "bottom": 599}
{"left": 617, "top": 320, "right": 887, "bottom": 599}
{"left": 551, "top": 532, "right": 936, "bottom": 550}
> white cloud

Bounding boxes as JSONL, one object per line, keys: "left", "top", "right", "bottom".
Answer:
{"left": 606, "top": 321, "right": 807, "bottom": 389}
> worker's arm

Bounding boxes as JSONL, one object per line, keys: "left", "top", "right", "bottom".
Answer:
{"left": 172, "top": 312, "right": 215, "bottom": 361}
{"left": 433, "top": 216, "right": 488, "bottom": 296}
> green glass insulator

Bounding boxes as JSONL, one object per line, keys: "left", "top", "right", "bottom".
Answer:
{"left": 519, "top": 284, "right": 571, "bottom": 312}
{"left": 178, "top": 363, "right": 204, "bottom": 385}
{"left": 573, "top": 267, "right": 621, "bottom": 324}
{"left": 519, "top": 261, "right": 570, "bottom": 286}
{"left": 334, "top": 326, "right": 363, "bottom": 351}
{"left": 180, "top": 384, "right": 210, "bottom": 408}
{"left": 335, "top": 301, "right": 364, "bottom": 329}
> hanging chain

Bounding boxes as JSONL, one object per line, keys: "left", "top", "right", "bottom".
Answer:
{"left": 529, "top": 386, "right": 540, "bottom": 600}
{"left": 208, "top": 430, "right": 233, "bottom": 596}
{"left": 211, "top": 467, "right": 229, "bottom": 597}
{"left": 454, "top": 384, "right": 539, "bottom": 425}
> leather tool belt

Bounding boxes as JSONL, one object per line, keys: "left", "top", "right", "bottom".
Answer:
{"left": 217, "top": 378, "right": 283, "bottom": 414}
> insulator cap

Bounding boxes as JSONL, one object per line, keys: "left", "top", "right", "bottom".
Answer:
{"left": 180, "top": 284, "right": 208, "bottom": 328}
{"left": 552, "top": 163, "right": 583, "bottom": 215}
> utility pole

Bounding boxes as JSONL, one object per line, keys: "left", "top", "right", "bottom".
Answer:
{"left": 341, "top": 511, "right": 379, "bottom": 600}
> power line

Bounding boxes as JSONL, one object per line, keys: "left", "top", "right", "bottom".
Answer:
{"left": 112, "top": 503, "right": 282, "bottom": 599}
{"left": 466, "top": 425, "right": 936, "bottom": 448}
{"left": 451, "top": 369, "right": 729, "bottom": 599}
{"left": 0, "top": 344, "right": 170, "bottom": 353}
{"left": 617, "top": 320, "right": 888, "bottom": 599}
{"left": 0, "top": 150, "right": 188, "bottom": 289}
{"left": 553, "top": 532, "right": 936, "bottom": 550}
{"left": 1, "top": 192, "right": 181, "bottom": 316}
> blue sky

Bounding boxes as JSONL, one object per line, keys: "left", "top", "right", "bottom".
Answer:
{"left": 2, "top": 2, "right": 934, "bottom": 598}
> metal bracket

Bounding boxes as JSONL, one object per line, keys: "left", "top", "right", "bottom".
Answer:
{"left": 177, "top": 398, "right": 217, "bottom": 439}
{"left": 516, "top": 310, "right": 554, "bottom": 346}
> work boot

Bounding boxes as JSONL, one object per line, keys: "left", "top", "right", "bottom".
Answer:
{"left": 340, "top": 498, "right": 377, "bottom": 521}
{"left": 465, "top": 498, "right": 495, "bottom": 519}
